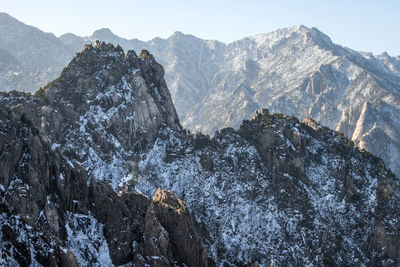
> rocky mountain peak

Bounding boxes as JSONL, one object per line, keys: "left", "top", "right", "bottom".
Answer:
{"left": 301, "top": 27, "right": 344, "bottom": 54}
{"left": 172, "top": 30, "right": 185, "bottom": 37}
{"left": 42, "top": 41, "right": 179, "bottom": 126}
{"left": 138, "top": 49, "right": 154, "bottom": 60}
{"left": 59, "top": 32, "right": 82, "bottom": 42}
{"left": 169, "top": 31, "right": 201, "bottom": 41}
{"left": 92, "top": 28, "right": 116, "bottom": 40}
{"left": 295, "top": 24, "right": 309, "bottom": 31}
{"left": 0, "top": 12, "right": 22, "bottom": 26}
{"left": 244, "top": 25, "right": 342, "bottom": 56}
{"left": 29, "top": 42, "right": 180, "bottom": 187}
{"left": 166, "top": 31, "right": 206, "bottom": 48}
{"left": 1, "top": 38, "right": 400, "bottom": 265}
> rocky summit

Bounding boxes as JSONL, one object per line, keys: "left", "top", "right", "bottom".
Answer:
{"left": 1, "top": 43, "right": 400, "bottom": 266}
{"left": 1, "top": 13, "right": 400, "bottom": 181}
{"left": 0, "top": 42, "right": 197, "bottom": 266}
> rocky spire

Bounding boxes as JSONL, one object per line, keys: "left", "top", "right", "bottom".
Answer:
{"left": 33, "top": 42, "right": 181, "bottom": 185}
{"left": 0, "top": 43, "right": 204, "bottom": 266}
{"left": 42, "top": 41, "right": 180, "bottom": 132}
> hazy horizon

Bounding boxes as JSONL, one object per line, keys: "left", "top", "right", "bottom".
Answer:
{"left": 1, "top": 0, "right": 399, "bottom": 56}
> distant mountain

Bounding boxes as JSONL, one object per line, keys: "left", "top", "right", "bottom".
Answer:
{"left": 0, "top": 13, "right": 400, "bottom": 177}
{"left": 0, "top": 12, "right": 70, "bottom": 70}
{"left": 0, "top": 48, "right": 20, "bottom": 70}
{"left": 0, "top": 12, "right": 73, "bottom": 91}
{"left": 76, "top": 26, "right": 400, "bottom": 177}
{"left": 1, "top": 43, "right": 400, "bottom": 266}
{"left": 153, "top": 26, "right": 400, "bottom": 177}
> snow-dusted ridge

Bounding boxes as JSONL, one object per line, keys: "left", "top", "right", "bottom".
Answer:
{"left": 37, "top": 41, "right": 180, "bottom": 190}
{"left": 0, "top": 17, "right": 400, "bottom": 265}
{"left": 59, "top": 22, "right": 400, "bottom": 178}
{"left": 1, "top": 12, "right": 400, "bottom": 178}
{"left": 133, "top": 112, "right": 399, "bottom": 266}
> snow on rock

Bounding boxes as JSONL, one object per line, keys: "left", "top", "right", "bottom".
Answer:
{"left": 1, "top": 14, "right": 400, "bottom": 178}
{"left": 134, "top": 112, "right": 400, "bottom": 266}
{"left": 37, "top": 41, "right": 180, "bottom": 189}
{"left": 65, "top": 212, "right": 112, "bottom": 266}
{"left": 1, "top": 40, "right": 400, "bottom": 266}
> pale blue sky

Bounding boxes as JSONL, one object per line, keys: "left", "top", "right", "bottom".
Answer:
{"left": 1, "top": 0, "right": 399, "bottom": 56}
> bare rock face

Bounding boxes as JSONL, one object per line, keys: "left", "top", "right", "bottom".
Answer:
{"left": 0, "top": 92, "right": 206, "bottom": 265}
{"left": 34, "top": 41, "right": 181, "bottom": 188}
{"left": 152, "top": 189, "right": 209, "bottom": 267}
{"left": 89, "top": 180, "right": 147, "bottom": 265}
{"left": 135, "top": 202, "right": 174, "bottom": 266}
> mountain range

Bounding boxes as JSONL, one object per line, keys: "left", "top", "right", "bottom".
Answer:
{"left": 0, "top": 12, "right": 399, "bottom": 179}
{"left": 1, "top": 41, "right": 399, "bottom": 266}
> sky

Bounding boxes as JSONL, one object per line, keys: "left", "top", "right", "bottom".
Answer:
{"left": 1, "top": 0, "right": 399, "bottom": 56}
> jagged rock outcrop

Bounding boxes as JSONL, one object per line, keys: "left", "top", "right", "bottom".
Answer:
{"left": 0, "top": 44, "right": 202, "bottom": 266}
{"left": 1, "top": 43, "right": 400, "bottom": 266}
{"left": 152, "top": 189, "right": 209, "bottom": 266}
{"left": 0, "top": 90, "right": 204, "bottom": 266}
{"left": 35, "top": 41, "right": 180, "bottom": 187}
{"left": 132, "top": 189, "right": 209, "bottom": 267}
{"left": 135, "top": 109, "right": 400, "bottom": 266}
{"left": 1, "top": 13, "right": 400, "bottom": 178}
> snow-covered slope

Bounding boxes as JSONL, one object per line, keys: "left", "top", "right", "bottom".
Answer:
{"left": 62, "top": 24, "right": 400, "bottom": 178}
{"left": 134, "top": 112, "right": 400, "bottom": 266}
{"left": 1, "top": 44, "right": 400, "bottom": 266}
{"left": 0, "top": 13, "right": 400, "bottom": 177}
{"left": 164, "top": 26, "right": 400, "bottom": 177}
{"left": 0, "top": 44, "right": 205, "bottom": 266}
